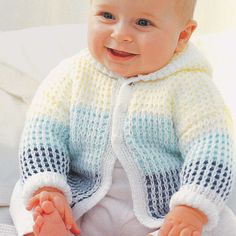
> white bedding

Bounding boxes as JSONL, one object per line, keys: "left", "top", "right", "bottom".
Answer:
{"left": 0, "top": 208, "right": 13, "bottom": 225}
{"left": 0, "top": 224, "right": 17, "bottom": 236}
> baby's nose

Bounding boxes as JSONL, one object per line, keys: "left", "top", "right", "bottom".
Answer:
{"left": 110, "top": 23, "right": 133, "bottom": 42}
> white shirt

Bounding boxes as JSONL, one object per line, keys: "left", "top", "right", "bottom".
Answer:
{"left": 77, "top": 160, "right": 156, "bottom": 236}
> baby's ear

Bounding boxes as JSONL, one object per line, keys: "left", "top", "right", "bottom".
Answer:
{"left": 175, "top": 20, "right": 197, "bottom": 53}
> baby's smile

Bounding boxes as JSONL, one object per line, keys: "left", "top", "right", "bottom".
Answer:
{"left": 106, "top": 47, "right": 138, "bottom": 62}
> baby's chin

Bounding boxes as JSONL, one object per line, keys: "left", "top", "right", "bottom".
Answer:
{"left": 111, "top": 68, "right": 136, "bottom": 78}
{"left": 104, "top": 62, "right": 149, "bottom": 78}
{"left": 109, "top": 67, "right": 139, "bottom": 78}
{"left": 109, "top": 66, "right": 155, "bottom": 79}
{"left": 103, "top": 59, "right": 161, "bottom": 78}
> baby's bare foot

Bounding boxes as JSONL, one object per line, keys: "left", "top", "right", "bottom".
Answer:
{"left": 33, "top": 201, "right": 73, "bottom": 236}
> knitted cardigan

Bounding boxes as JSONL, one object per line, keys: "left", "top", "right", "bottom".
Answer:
{"left": 19, "top": 44, "right": 235, "bottom": 231}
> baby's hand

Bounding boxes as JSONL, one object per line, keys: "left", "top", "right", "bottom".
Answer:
{"left": 27, "top": 187, "right": 80, "bottom": 235}
{"left": 158, "top": 205, "right": 208, "bottom": 236}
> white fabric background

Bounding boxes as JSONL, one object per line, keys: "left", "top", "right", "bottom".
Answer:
{"left": 0, "top": 0, "right": 90, "bottom": 31}
{"left": 0, "top": 0, "right": 236, "bottom": 34}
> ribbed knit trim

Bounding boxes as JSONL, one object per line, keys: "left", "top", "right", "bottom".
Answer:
{"left": 169, "top": 186, "right": 224, "bottom": 231}
{"left": 22, "top": 172, "right": 72, "bottom": 205}
{"left": 110, "top": 79, "right": 164, "bottom": 228}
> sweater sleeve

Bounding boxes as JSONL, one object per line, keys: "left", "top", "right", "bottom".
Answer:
{"left": 170, "top": 72, "right": 236, "bottom": 231}
{"left": 19, "top": 57, "right": 75, "bottom": 205}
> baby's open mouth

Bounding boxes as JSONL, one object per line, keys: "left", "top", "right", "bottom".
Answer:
{"left": 107, "top": 48, "right": 137, "bottom": 58}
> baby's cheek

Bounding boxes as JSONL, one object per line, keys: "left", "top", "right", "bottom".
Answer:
{"left": 88, "top": 25, "right": 107, "bottom": 62}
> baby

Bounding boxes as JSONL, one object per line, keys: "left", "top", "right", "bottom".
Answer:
{"left": 10, "top": 0, "right": 236, "bottom": 235}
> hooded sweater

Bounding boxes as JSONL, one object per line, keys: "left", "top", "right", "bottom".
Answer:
{"left": 19, "top": 44, "right": 235, "bottom": 231}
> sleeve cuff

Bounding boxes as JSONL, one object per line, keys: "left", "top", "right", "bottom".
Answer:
{"left": 169, "top": 185, "right": 225, "bottom": 231}
{"left": 22, "top": 172, "right": 72, "bottom": 206}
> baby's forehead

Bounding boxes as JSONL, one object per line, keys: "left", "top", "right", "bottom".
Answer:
{"left": 91, "top": 0, "right": 189, "bottom": 12}
{"left": 91, "top": 0, "right": 176, "bottom": 12}
{"left": 91, "top": 0, "right": 194, "bottom": 21}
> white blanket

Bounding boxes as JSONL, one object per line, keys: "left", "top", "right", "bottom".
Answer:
{"left": 0, "top": 224, "right": 17, "bottom": 236}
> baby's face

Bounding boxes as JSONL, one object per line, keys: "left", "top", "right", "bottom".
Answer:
{"left": 88, "top": 0, "right": 188, "bottom": 78}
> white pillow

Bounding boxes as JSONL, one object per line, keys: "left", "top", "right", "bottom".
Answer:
{"left": 0, "top": 24, "right": 87, "bottom": 206}
{"left": 0, "top": 63, "right": 39, "bottom": 206}
{"left": 0, "top": 24, "right": 87, "bottom": 81}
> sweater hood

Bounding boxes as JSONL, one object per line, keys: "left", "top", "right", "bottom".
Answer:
{"left": 82, "top": 43, "right": 212, "bottom": 84}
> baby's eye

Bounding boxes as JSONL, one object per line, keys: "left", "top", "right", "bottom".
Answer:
{"left": 102, "top": 12, "right": 115, "bottom": 20}
{"left": 136, "top": 19, "right": 151, "bottom": 27}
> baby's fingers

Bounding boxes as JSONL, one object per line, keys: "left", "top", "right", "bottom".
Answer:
{"left": 64, "top": 205, "right": 80, "bottom": 234}
{"left": 53, "top": 195, "right": 65, "bottom": 219}
{"left": 26, "top": 191, "right": 50, "bottom": 211}
{"left": 158, "top": 220, "right": 174, "bottom": 236}
{"left": 39, "top": 191, "right": 51, "bottom": 205}
{"left": 27, "top": 195, "right": 40, "bottom": 210}
{"left": 33, "top": 206, "right": 43, "bottom": 221}
{"left": 192, "top": 231, "right": 201, "bottom": 236}
{"left": 179, "top": 228, "right": 192, "bottom": 236}
{"left": 33, "top": 224, "right": 40, "bottom": 236}
{"left": 33, "top": 215, "right": 44, "bottom": 236}
{"left": 63, "top": 204, "right": 74, "bottom": 228}
{"left": 70, "top": 221, "right": 81, "bottom": 235}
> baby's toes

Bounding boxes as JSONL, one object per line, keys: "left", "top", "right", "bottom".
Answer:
{"left": 35, "top": 205, "right": 43, "bottom": 214}
{"left": 41, "top": 200, "right": 55, "bottom": 214}
{"left": 35, "top": 215, "right": 44, "bottom": 227}
{"left": 33, "top": 223, "right": 40, "bottom": 236}
{"left": 33, "top": 216, "right": 44, "bottom": 236}
{"left": 33, "top": 211, "right": 41, "bottom": 222}
{"left": 33, "top": 205, "right": 43, "bottom": 221}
